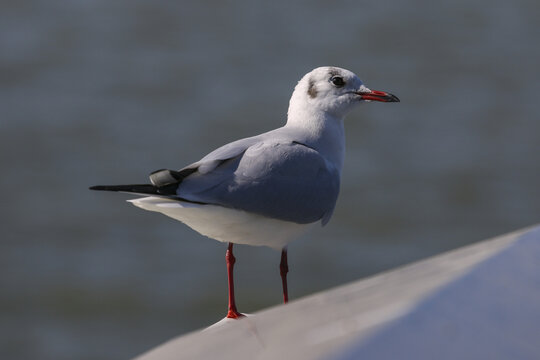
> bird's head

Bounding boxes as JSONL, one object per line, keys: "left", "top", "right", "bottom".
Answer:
{"left": 288, "top": 66, "right": 399, "bottom": 121}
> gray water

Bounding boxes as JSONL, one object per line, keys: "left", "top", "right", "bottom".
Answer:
{"left": 1, "top": 1, "right": 539, "bottom": 359}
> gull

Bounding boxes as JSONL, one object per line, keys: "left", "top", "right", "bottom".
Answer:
{"left": 90, "top": 66, "right": 399, "bottom": 319}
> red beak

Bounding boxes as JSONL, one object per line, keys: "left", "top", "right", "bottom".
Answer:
{"left": 357, "top": 90, "right": 400, "bottom": 102}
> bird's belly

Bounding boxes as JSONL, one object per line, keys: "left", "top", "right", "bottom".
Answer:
{"left": 128, "top": 197, "right": 315, "bottom": 250}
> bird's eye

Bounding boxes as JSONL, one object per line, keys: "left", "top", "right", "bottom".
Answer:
{"left": 330, "top": 76, "right": 345, "bottom": 87}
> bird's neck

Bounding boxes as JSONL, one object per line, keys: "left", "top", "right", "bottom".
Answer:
{"left": 285, "top": 104, "right": 346, "bottom": 173}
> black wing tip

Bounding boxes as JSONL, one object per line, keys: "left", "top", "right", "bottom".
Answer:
{"left": 90, "top": 183, "right": 208, "bottom": 205}
{"left": 89, "top": 183, "right": 181, "bottom": 197}
{"left": 89, "top": 184, "right": 156, "bottom": 193}
{"left": 89, "top": 185, "right": 135, "bottom": 192}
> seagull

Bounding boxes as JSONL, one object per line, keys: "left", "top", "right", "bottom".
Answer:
{"left": 90, "top": 66, "right": 399, "bottom": 319}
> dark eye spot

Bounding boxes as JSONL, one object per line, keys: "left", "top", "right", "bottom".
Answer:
{"left": 307, "top": 78, "right": 318, "bottom": 98}
{"left": 330, "top": 76, "right": 345, "bottom": 87}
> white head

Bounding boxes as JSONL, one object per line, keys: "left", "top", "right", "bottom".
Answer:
{"left": 287, "top": 66, "right": 399, "bottom": 124}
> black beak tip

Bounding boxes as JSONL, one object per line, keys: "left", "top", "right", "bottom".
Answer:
{"left": 388, "top": 93, "right": 400, "bottom": 102}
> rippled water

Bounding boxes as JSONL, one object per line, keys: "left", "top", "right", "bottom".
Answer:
{"left": 1, "top": 1, "right": 539, "bottom": 359}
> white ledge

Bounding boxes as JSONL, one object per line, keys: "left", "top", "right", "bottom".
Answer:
{"left": 134, "top": 225, "right": 540, "bottom": 360}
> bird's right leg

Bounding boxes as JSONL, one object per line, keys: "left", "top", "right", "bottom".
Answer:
{"left": 280, "top": 247, "right": 289, "bottom": 303}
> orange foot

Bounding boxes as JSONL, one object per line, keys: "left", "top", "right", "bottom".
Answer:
{"left": 226, "top": 309, "right": 245, "bottom": 319}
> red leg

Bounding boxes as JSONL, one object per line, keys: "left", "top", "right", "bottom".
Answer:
{"left": 280, "top": 248, "right": 289, "bottom": 303}
{"left": 226, "top": 243, "right": 244, "bottom": 318}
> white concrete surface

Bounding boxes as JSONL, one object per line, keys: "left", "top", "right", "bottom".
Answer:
{"left": 133, "top": 225, "right": 540, "bottom": 360}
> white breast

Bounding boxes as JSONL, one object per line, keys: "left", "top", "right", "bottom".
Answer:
{"left": 128, "top": 197, "right": 316, "bottom": 250}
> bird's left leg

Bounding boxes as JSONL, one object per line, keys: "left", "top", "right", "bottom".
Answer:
{"left": 226, "top": 243, "right": 244, "bottom": 318}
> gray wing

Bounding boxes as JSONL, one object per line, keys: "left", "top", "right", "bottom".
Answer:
{"left": 177, "top": 140, "right": 341, "bottom": 225}
{"left": 182, "top": 135, "right": 262, "bottom": 174}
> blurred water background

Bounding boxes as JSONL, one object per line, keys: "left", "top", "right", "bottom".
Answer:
{"left": 1, "top": 1, "right": 539, "bottom": 359}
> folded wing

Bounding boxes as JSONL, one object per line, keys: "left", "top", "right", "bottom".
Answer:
{"left": 177, "top": 140, "right": 340, "bottom": 225}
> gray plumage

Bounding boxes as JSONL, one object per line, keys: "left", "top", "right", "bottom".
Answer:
{"left": 176, "top": 132, "right": 340, "bottom": 225}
